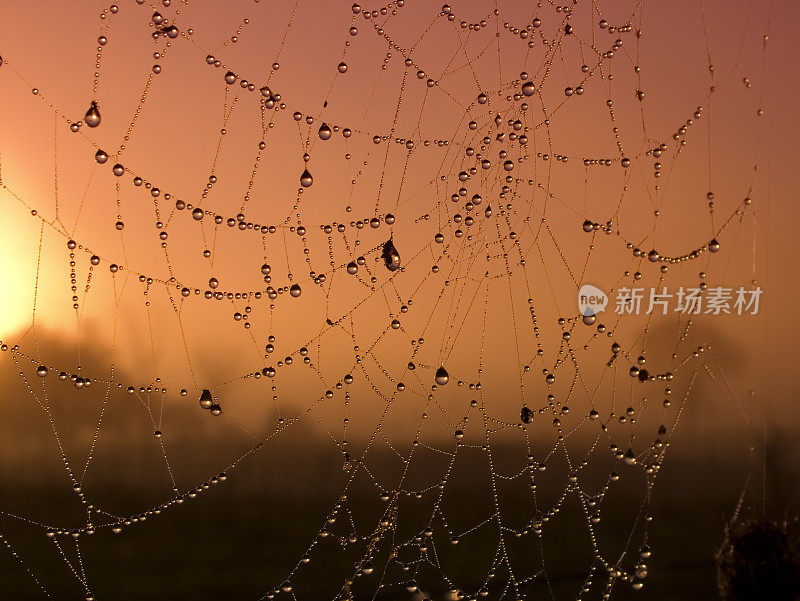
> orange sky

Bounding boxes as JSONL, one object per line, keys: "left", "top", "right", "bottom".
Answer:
{"left": 0, "top": 0, "right": 797, "bottom": 448}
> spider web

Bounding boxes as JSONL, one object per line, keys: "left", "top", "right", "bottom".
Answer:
{"left": 0, "top": 0, "right": 776, "bottom": 600}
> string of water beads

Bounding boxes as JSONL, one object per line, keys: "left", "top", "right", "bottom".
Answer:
{"left": 6, "top": 49, "right": 750, "bottom": 264}
{"left": 11, "top": 162, "right": 737, "bottom": 318}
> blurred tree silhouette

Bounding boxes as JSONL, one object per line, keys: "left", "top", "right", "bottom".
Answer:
{"left": 716, "top": 517, "right": 800, "bottom": 601}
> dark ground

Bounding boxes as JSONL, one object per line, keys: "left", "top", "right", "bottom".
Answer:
{"left": 1, "top": 426, "right": 796, "bottom": 601}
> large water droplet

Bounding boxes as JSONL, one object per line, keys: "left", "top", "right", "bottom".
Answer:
{"left": 434, "top": 366, "right": 449, "bottom": 385}
{"left": 84, "top": 102, "right": 101, "bottom": 128}
{"left": 289, "top": 284, "right": 302, "bottom": 297}
{"left": 199, "top": 389, "right": 213, "bottom": 409}
{"left": 521, "top": 81, "right": 535, "bottom": 96}
{"left": 318, "top": 123, "right": 332, "bottom": 140}
{"left": 623, "top": 447, "right": 636, "bottom": 465}
{"left": 382, "top": 238, "right": 401, "bottom": 271}
{"left": 300, "top": 169, "right": 313, "bottom": 187}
